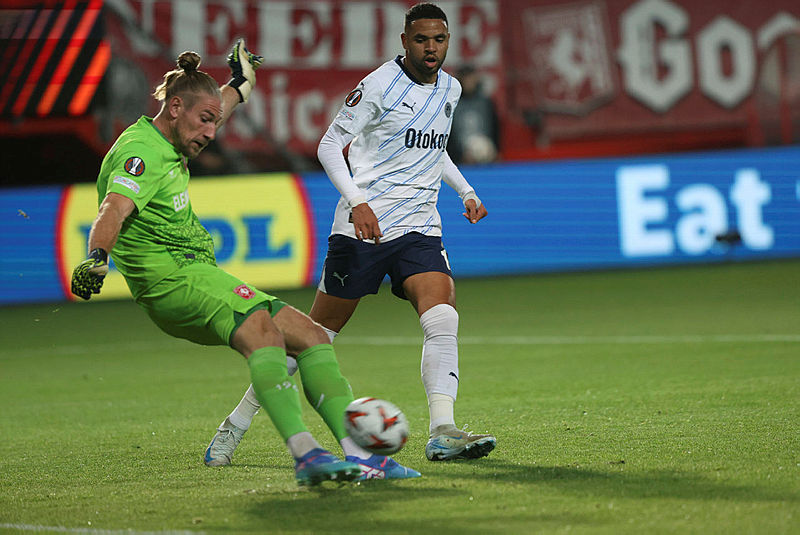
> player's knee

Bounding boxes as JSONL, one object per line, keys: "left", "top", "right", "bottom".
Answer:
{"left": 305, "top": 323, "right": 332, "bottom": 347}
{"left": 288, "top": 322, "right": 332, "bottom": 354}
{"left": 255, "top": 311, "right": 285, "bottom": 344}
{"left": 233, "top": 310, "right": 285, "bottom": 356}
{"left": 420, "top": 304, "right": 459, "bottom": 339}
{"left": 249, "top": 330, "right": 285, "bottom": 355}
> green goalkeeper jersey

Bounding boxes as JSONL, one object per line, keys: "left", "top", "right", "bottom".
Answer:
{"left": 97, "top": 116, "right": 216, "bottom": 299}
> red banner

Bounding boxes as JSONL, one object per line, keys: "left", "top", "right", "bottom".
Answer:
{"left": 102, "top": 0, "right": 504, "bottom": 165}
{"left": 503, "top": 0, "right": 800, "bottom": 157}
{"left": 6, "top": 0, "right": 799, "bottom": 164}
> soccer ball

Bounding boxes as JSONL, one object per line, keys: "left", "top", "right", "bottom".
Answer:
{"left": 343, "top": 397, "right": 409, "bottom": 455}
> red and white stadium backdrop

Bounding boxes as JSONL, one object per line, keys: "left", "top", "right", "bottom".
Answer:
{"left": 102, "top": 0, "right": 800, "bottom": 160}
{"left": 502, "top": 0, "right": 800, "bottom": 158}
{"left": 101, "top": 0, "right": 506, "bottom": 160}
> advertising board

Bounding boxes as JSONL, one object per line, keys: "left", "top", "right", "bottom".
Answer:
{"left": 2, "top": 146, "right": 798, "bottom": 305}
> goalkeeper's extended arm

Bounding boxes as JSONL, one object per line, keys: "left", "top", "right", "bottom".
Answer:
{"left": 71, "top": 193, "right": 135, "bottom": 300}
{"left": 226, "top": 38, "right": 263, "bottom": 104}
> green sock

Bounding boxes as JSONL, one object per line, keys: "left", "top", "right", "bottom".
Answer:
{"left": 248, "top": 346, "right": 307, "bottom": 441}
{"left": 296, "top": 344, "right": 354, "bottom": 440}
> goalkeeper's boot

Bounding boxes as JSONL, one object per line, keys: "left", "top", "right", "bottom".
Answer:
{"left": 425, "top": 424, "right": 496, "bottom": 461}
{"left": 294, "top": 448, "right": 361, "bottom": 486}
{"left": 204, "top": 417, "right": 246, "bottom": 467}
{"left": 345, "top": 454, "right": 422, "bottom": 480}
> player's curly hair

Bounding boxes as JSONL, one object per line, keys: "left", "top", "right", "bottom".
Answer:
{"left": 405, "top": 2, "right": 448, "bottom": 30}
{"left": 153, "top": 51, "right": 219, "bottom": 106}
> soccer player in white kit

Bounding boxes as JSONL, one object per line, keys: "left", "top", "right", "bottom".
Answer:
{"left": 205, "top": 2, "right": 496, "bottom": 475}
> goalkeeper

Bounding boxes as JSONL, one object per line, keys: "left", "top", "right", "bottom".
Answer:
{"left": 70, "top": 41, "right": 418, "bottom": 486}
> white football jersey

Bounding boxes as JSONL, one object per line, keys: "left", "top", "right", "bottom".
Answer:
{"left": 329, "top": 56, "right": 461, "bottom": 242}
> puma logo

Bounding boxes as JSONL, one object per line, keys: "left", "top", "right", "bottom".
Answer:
{"left": 333, "top": 272, "right": 348, "bottom": 286}
{"left": 401, "top": 101, "right": 415, "bottom": 113}
{"left": 449, "top": 371, "right": 459, "bottom": 383}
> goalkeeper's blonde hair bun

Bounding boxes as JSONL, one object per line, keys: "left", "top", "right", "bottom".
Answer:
{"left": 153, "top": 51, "right": 218, "bottom": 102}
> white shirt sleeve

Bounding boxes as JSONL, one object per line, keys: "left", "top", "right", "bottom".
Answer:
{"left": 316, "top": 123, "right": 365, "bottom": 207}
{"left": 442, "top": 151, "right": 481, "bottom": 207}
{"left": 331, "top": 76, "right": 382, "bottom": 136}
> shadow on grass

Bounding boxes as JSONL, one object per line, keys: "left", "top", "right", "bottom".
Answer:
{"left": 445, "top": 458, "right": 797, "bottom": 503}
{"left": 238, "top": 483, "right": 596, "bottom": 533}
{"left": 233, "top": 484, "right": 440, "bottom": 531}
{"left": 223, "top": 458, "right": 798, "bottom": 533}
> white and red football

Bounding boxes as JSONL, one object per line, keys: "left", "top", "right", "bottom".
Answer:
{"left": 343, "top": 397, "right": 409, "bottom": 455}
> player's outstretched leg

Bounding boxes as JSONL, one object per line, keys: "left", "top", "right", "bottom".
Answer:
{"left": 294, "top": 343, "right": 422, "bottom": 480}
{"left": 425, "top": 424, "right": 496, "bottom": 461}
{"left": 204, "top": 356, "right": 300, "bottom": 466}
{"left": 204, "top": 319, "right": 335, "bottom": 467}
{"left": 246, "top": 343, "right": 358, "bottom": 486}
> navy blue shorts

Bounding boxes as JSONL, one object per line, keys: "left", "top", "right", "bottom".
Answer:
{"left": 318, "top": 232, "right": 453, "bottom": 300}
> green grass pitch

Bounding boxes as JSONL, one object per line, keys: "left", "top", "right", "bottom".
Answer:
{"left": 1, "top": 260, "right": 798, "bottom": 534}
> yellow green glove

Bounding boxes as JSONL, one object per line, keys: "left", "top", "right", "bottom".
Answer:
{"left": 71, "top": 248, "right": 109, "bottom": 300}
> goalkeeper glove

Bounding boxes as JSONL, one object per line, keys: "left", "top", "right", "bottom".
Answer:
{"left": 71, "top": 248, "right": 109, "bottom": 300}
{"left": 227, "top": 38, "right": 263, "bottom": 103}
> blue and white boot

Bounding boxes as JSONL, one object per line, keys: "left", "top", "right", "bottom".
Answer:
{"left": 294, "top": 448, "right": 362, "bottom": 486}
{"left": 425, "top": 424, "right": 496, "bottom": 461}
{"left": 204, "top": 417, "right": 246, "bottom": 467}
{"left": 345, "top": 454, "right": 421, "bottom": 480}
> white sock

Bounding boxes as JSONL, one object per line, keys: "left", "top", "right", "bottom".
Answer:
{"left": 428, "top": 393, "right": 455, "bottom": 433}
{"left": 227, "top": 385, "right": 261, "bottom": 430}
{"left": 321, "top": 326, "right": 338, "bottom": 343}
{"left": 286, "top": 355, "right": 298, "bottom": 376}
{"left": 419, "top": 304, "right": 460, "bottom": 433}
{"left": 286, "top": 431, "right": 321, "bottom": 459}
{"left": 340, "top": 436, "right": 373, "bottom": 459}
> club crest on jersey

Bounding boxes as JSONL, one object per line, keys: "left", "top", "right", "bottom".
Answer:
{"left": 345, "top": 89, "right": 363, "bottom": 107}
{"left": 234, "top": 284, "right": 255, "bottom": 299}
{"left": 445, "top": 102, "right": 452, "bottom": 118}
{"left": 124, "top": 156, "right": 145, "bottom": 176}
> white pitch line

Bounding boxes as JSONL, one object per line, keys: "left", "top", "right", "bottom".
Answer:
{"left": 0, "top": 524, "right": 202, "bottom": 535}
{"left": 0, "top": 341, "right": 189, "bottom": 358}
{"left": 2, "top": 334, "right": 798, "bottom": 359}
{"left": 470, "top": 334, "right": 800, "bottom": 345}
{"left": 334, "top": 334, "right": 800, "bottom": 345}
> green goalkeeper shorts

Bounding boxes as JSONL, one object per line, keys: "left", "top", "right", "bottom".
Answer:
{"left": 136, "top": 263, "right": 287, "bottom": 346}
